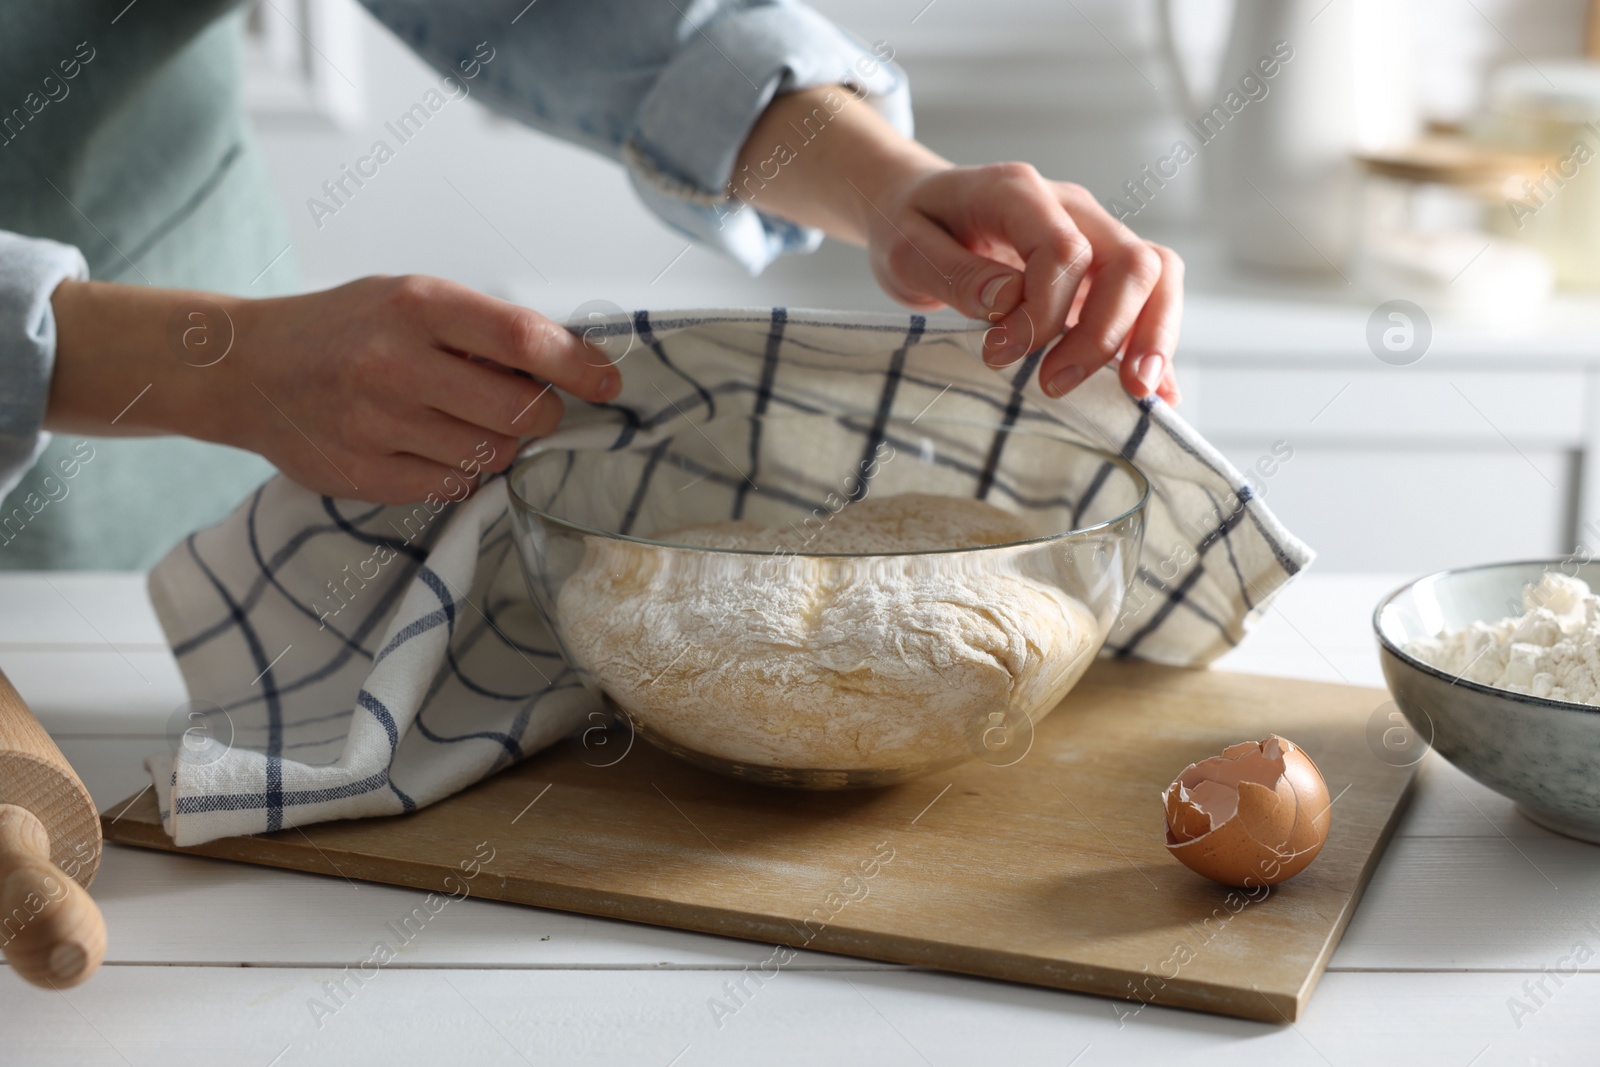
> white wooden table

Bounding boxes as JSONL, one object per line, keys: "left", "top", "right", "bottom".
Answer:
{"left": 3, "top": 571, "right": 1596, "bottom": 1066}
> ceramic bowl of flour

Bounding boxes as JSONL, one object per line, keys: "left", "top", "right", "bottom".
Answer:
{"left": 508, "top": 412, "right": 1147, "bottom": 789}
{"left": 1376, "top": 560, "right": 1600, "bottom": 842}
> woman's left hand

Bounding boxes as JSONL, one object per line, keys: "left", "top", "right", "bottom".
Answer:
{"left": 860, "top": 161, "right": 1182, "bottom": 404}
{"left": 734, "top": 88, "right": 1183, "bottom": 404}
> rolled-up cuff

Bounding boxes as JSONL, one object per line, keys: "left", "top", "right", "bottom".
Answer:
{"left": 0, "top": 233, "right": 87, "bottom": 503}
{"left": 625, "top": 2, "right": 912, "bottom": 274}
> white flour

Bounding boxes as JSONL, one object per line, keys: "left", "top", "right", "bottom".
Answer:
{"left": 557, "top": 494, "right": 1102, "bottom": 771}
{"left": 1406, "top": 572, "right": 1600, "bottom": 704}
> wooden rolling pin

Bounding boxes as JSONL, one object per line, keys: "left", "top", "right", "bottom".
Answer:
{"left": 0, "top": 667, "right": 105, "bottom": 988}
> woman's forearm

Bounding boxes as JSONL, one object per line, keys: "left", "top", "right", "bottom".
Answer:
{"left": 46, "top": 280, "right": 242, "bottom": 443}
{"left": 730, "top": 86, "right": 946, "bottom": 246}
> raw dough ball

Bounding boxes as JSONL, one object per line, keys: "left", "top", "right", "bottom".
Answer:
{"left": 557, "top": 494, "right": 1101, "bottom": 772}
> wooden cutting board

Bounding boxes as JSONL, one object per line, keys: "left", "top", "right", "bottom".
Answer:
{"left": 102, "top": 662, "right": 1414, "bottom": 1023}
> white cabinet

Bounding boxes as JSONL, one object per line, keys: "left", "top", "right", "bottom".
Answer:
{"left": 1171, "top": 240, "right": 1600, "bottom": 572}
{"left": 1192, "top": 368, "right": 1587, "bottom": 446}
{"left": 1191, "top": 366, "right": 1586, "bottom": 570}
{"left": 1213, "top": 444, "right": 1574, "bottom": 573}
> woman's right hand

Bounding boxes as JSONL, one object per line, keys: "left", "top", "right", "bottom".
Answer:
{"left": 227, "top": 276, "right": 621, "bottom": 502}
{"left": 48, "top": 276, "right": 621, "bottom": 503}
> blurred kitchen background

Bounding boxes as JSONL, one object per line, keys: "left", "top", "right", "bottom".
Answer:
{"left": 246, "top": 0, "right": 1600, "bottom": 573}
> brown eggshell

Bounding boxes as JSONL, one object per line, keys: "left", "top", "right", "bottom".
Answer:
{"left": 1235, "top": 779, "right": 1298, "bottom": 849}
{"left": 1274, "top": 741, "right": 1333, "bottom": 881}
{"left": 1160, "top": 734, "right": 1332, "bottom": 888}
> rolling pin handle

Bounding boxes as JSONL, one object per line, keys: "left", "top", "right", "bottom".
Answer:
{"left": 0, "top": 803, "right": 106, "bottom": 989}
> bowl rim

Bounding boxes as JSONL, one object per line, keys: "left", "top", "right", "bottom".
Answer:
{"left": 1371, "top": 557, "right": 1600, "bottom": 715}
{"left": 506, "top": 412, "right": 1151, "bottom": 558}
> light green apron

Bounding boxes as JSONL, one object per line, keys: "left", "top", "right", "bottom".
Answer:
{"left": 1, "top": 1, "right": 294, "bottom": 569}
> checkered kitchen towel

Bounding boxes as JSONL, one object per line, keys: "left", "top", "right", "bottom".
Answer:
{"left": 145, "top": 308, "right": 1313, "bottom": 845}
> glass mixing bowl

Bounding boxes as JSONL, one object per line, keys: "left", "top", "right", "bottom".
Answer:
{"left": 508, "top": 413, "right": 1147, "bottom": 788}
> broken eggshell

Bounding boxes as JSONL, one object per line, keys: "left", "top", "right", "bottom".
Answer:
{"left": 1161, "top": 735, "right": 1332, "bottom": 888}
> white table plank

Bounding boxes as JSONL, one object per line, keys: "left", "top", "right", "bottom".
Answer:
{"left": 56, "top": 737, "right": 166, "bottom": 810}
{"left": 0, "top": 572, "right": 166, "bottom": 646}
{"left": 3, "top": 651, "right": 184, "bottom": 735}
{"left": 1333, "top": 834, "right": 1600, "bottom": 970}
{"left": 1394, "top": 752, "right": 1564, "bottom": 840}
{"left": 0, "top": 572, "right": 180, "bottom": 735}
{"left": 0, "top": 965, "right": 1581, "bottom": 1067}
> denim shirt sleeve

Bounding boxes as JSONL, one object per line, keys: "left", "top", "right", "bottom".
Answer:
{"left": 360, "top": 0, "right": 912, "bottom": 273}
{"left": 0, "top": 231, "right": 88, "bottom": 503}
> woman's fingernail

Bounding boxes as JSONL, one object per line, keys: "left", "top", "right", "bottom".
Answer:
{"left": 1045, "top": 364, "right": 1086, "bottom": 398}
{"left": 1135, "top": 353, "right": 1165, "bottom": 394}
{"left": 985, "top": 343, "right": 1019, "bottom": 368}
{"left": 980, "top": 274, "right": 1014, "bottom": 311}
{"left": 600, "top": 370, "right": 622, "bottom": 398}
{"left": 983, "top": 330, "right": 1009, "bottom": 366}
